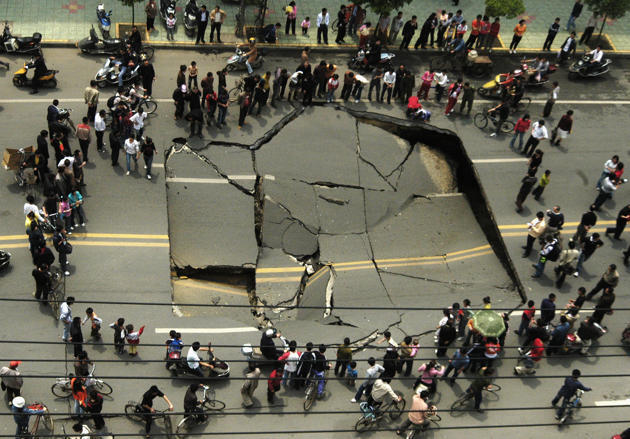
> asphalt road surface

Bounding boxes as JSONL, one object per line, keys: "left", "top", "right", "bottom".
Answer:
{"left": 0, "top": 47, "right": 629, "bottom": 439}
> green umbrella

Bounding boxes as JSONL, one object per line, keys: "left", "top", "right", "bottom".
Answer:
{"left": 471, "top": 310, "right": 505, "bottom": 338}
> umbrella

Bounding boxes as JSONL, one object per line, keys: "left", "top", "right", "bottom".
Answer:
{"left": 471, "top": 310, "right": 505, "bottom": 338}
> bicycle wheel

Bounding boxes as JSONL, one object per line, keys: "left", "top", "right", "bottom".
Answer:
{"left": 51, "top": 382, "right": 72, "bottom": 398}
{"left": 473, "top": 113, "right": 488, "bottom": 129}
{"left": 354, "top": 416, "right": 371, "bottom": 433}
{"left": 486, "top": 383, "right": 501, "bottom": 393}
{"left": 430, "top": 57, "right": 450, "bottom": 72}
{"left": 175, "top": 418, "right": 190, "bottom": 439}
{"left": 228, "top": 86, "right": 240, "bottom": 102}
{"left": 162, "top": 414, "right": 173, "bottom": 438}
{"left": 124, "top": 403, "right": 144, "bottom": 422}
{"left": 141, "top": 46, "right": 155, "bottom": 61}
{"left": 387, "top": 395, "right": 406, "bottom": 421}
{"left": 331, "top": 19, "right": 339, "bottom": 33}
{"left": 304, "top": 385, "right": 315, "bottom": 411}
{"left": 49, "top": 290, "right": 60, "bottom": 316}
{"left": 92, "top": 380, "right": 113, "bottom": 396}
{"left": 202, "top": 399, "right": 226, "bottom": 411}
{"left": 43, "top": 412, "right": 54, "bottom": 431}
{"left": 142, "top": 99, "right": 158, "bottom": 115}
{"left": 501, "top": 120, "right": 515, "bottom": 133}
{"left": 450, "top": 394, "right": 471, "bottom": 412}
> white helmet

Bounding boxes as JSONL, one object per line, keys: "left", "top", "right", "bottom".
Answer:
{"left": 265, "top": 329, "right": 275, "bottom": 337}
{"left": 12, "top": 396, "right": 25, "bottom": 408}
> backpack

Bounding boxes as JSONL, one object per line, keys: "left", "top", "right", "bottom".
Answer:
{"left": 107, "top": 95, "right": 116, "bottom": 109}
{"left": 547, "top": 242, "right": 561, "bottom": 262}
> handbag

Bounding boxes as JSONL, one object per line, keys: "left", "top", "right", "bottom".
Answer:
{"left": 63, "top": 242, "right": 73, "bottom": 254}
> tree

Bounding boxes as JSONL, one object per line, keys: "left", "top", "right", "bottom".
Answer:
{"left": 584, "top": 0, "right": 630, "bottom": 44}
{"left": 118, "top": 0, "right": 145, "bottom": 26}
{"left": 484, "top": 0, "right": 525, "bottom": 19}
{"left": 355, "top": 0, "right": 413, "bottom": 16}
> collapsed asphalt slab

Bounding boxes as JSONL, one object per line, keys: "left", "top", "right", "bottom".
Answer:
{"left": 165, "top": 106, "right": 521, "bottom": 340}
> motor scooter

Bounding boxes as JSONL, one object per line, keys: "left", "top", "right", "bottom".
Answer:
{"left": 13, "top": 58, "right": 58, "bottom": 88}
{"left": 1, "top": 22, "right": 42, "bottom": 55}
{"left": 184, "top": 0, "right": 198, "bottom": 37}
{"left": 97, "top": 3, "right": 113, "bottom": 39}
{"left": 225, "top": 46, "right": 264, "bottom": 72}
{"left": 78, "top": 27, "right": 122, "bottom": 56}
{"left": 0, "top": 250, "right": 11, "bottom": 271}
{"left": 160, "top": 0, "right": 177, "bottom": 24}
{"left": 348, "top": 43, "right": 395, "bottom": 72}
{"left": 94, "top": 57, "right": 142, "bottom": 88}
{"left": 568, "top": 53, "right": 611, "bottom": 80}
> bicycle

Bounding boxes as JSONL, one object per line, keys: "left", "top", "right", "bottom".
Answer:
{"left": 473, "top": 109, "right": 515, "bottom": 133}
{"left": 20, "top": 402, "right": 54, "bottom": 438}
{"left": 450, "top": 384, "right": 501, "bottom": 413}
{"left": 404, "top": 408, "right": 441, "bottom": 439}
{"left": 228, "top": 78, "right": 245, "bottom": 103}
{"left": 125, "top": 401, "right": 173, "bottom": 438}
{"left": 175, "top": 386, "right": 225, "bottom": 439}
{"left": 558, "top": 389, "right": 583, "bottom": 424}
{"left": 304, "top": 370, "right": 328, "bottom": 411}
{"left": 51, "top": 364, "right": 113, "bottom": 397}
{"left": 354, "top": 392, "right": 406, "bottom": 433}
{"left": 136, "top": 95, "right": 158, "bottom": 115}
{"left": 48, "top": 265, "right": 64, "bottom": 316}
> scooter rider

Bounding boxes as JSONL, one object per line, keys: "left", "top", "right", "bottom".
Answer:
{"left": 366, "top": 40, "right": 382, "bottom": 66}
{"left": 186, "top": 341, "right": 213, "bottom": 376}
{"left": 238, "top": 38, "right": 258, "bottom": 75}
{"left": 260, "top": 328, "right": 284, "bottom": 360}
{"left": 588, "top": 45, "right": 603, "bottom": 71}
{"left": 110, "top": 46, "right": 137, "bottom": 87}
{"left": 30, "top": 52, "right": 48, "bottom": 95}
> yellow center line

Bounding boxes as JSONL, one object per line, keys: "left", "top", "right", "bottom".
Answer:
{"left": 2, "top": 241, "right": 168, "bottom": 249}
{"left": 174, "top": 279, "right": 249, "bottom": 297}
{"left": 0, "top": 233, "right": 169, "bottom": 241}
{"left": 499, "top": 220, "right": 615, "bottom": 230}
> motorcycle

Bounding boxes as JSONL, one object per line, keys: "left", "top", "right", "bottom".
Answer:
{"left": 96, "top": 3, "right": 113, "bottom": 39}
{"left": 160, "top": 0, "right": 177, "bottom": 24}
{"left": 563, "top": 324, "right": 606, "bottom": 355}
{"left": 348, "top": 44, "right": 395, "bottom": 72}
{"left": 78, "top": 27, "right": 122, "bottom": 56}
{"left": 478, "top": 64, "right": 556, "bottom": 98}
{"left": 225, "top": 47, "right": 264, "bottom": 73}
{"left": 94, "top": 57, "right": 141, "bottom": 88}
{"left": 1, "top": 22, "right": 42, "bottom": 55}
{"left": 0, "top": 250, "right": 11, "bottom": 271}
{"left": 568, "top": 53, "right": 611, "bottom": 80}
{"left": 13, "top": 58, "right": 58, "bottom": 88}
{"left": 184, "top": 0, "right": 198, "bottom": 37}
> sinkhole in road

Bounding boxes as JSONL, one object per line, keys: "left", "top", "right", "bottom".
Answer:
{"left": 165, "top": 106, "right": 524, "bottom": 336}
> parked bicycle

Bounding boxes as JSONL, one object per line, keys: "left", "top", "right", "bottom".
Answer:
{"left": 51, "top": 364, "right": 113, "bottom": 397}
{"left": 175, "top": 385, "right": 225, "bottom": 439}
{"left": 18, "top": 401, "right": 54, "bottom": 438}
{"left": 304, "top": 370, "right": 328, "bottom": 411}
{"left": 450, "top": 384, "right": 501, "bottom": 414}
{"left": 125, "top": 401, "right": 173, "bottom": 438}
{"left": 228, "top": 78, "right": 244, "bottom": 103}
{"left": 354, "top": 391, "right": 406, "bottom": 433}
{"left": 473, "top": 109, "right": 515, "bottom": 133}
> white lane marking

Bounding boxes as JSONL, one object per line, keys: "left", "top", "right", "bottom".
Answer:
{"left": 472, "top": 158, "right": 529, "bottom": 164}
{"left": 166, "top": 175, "right": 274, "bottom": 183}
{"left": 152, "top": 163, "right": 164, "bottom": 168}
{"left": 426, "top": 193, "right": 463, "bottom": 198}
{"left": 595, "top": 399, "right": 630, "bottom": 407}
{"left": 155, "top": 327, "right": 259, "bottom": 334}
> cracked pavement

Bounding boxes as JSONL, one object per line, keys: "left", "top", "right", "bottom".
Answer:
{"left": 165, "top": 106, "right": 517, "bottom": 342}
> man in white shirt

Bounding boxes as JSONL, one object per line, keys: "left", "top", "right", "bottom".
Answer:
{"left": 380, "top": 69, "right": 396, "bottom": 104}
{"left": 94, "top": 110, "right": 107, "bottom": 152}
{"left": 523, "top": 120, "right": 548, "bottom": 157}
{"left": 434, "top": 71, "right": 448, "bottom": 102}
{"left": 352, "top": 74, "right": 369, "bottom": 102}
{"left": 123, "top": 136, "right": 140, "bottom": 176}
{"left": 351, "top": 357, "right": 385, "bottom": 403}
{"left": 129, "top": 109, "right": 147, "bottom": 138}
{"left": 186, "top": 342, "right": 211, "bottom": 376}
{"left": 592, "top": 175, "right": 620, "bottom": 211}
{"left": 589, "top": 45, "right": 603, "bottom": 70}
{"left": 59, "top": 296, "right": 75, "bottom": 342}
{"left": 596, "top": 155, "right": 619, "bottom": 189}
{"left": 317, "top": 8, "right": 330, "bottom": 44}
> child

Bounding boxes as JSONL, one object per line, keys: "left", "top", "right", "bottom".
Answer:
{"left": 326, "top": 74, "right": 339, "bottom": 103}
{"left": 532, "top": 170, "right": 551, "bottom": 200}
{"left": 83, "top": 307, "right": 102, "bottom": 339}
{"left": 267, "top": 363, "right": 283, "bottom": 403}
{"left": 166, "top": 13, "right": 176, "bottom": 40}
{"left": 188, "top": 61, "right": 198, "bottom": 89}
{"left": 109, "top": 318, "right": 126, "bottom": 354}
{"left": 59, "top": 196, "right": 73, "bottom": 233}
{"left": 125, "top": 324, "right": 145, "bottom": 356}
{"left": 346, "top": 361, "right": 358, "bottom": 386}
{"left": 68, "top": 189, "right": 86, "bottom": 227}
{"left": 301, "top": 17, "right": 311, "bottom": 36}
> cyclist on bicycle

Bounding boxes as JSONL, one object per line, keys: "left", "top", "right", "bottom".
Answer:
{"left": 11, "top": 396, "right": 46, "bottom": 437}
{"left": 140, "top": 385, "right": 174, "bottom": 436}
{"left": 312, "top": 344, "right": 331, "bottom": 398}
{"left": 487, "top": 101, "right": 510, "bottom": 137}
{"left": 508, "top": 76, "right": 525, "bottom": 107}
{"left": 464, "top": 366, "right": 494, "bottom": 412}
{"left": 396, "top": 390, "right": 435, "bottom": 436}
{"left": 183, "top": 383, "right": 207, "bottom": 423}
{"left": 551, "top": 369, "right": 591, "bottom": 420}
{"left": 367, "top": 378, "right": 402, "bottom": 414}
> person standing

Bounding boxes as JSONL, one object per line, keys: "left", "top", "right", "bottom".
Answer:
{"left": 543, "top": 81, "right": 560, "bottom": 117}
{"left": 60, "top": 297, "right": 75, "bottom": 342}
{"left": 575, "top": 232, "right": 603, "bottom": 276}
{"left": 597, "top": 155, "right": 619, "bottom": 189}
{"left": 166, "top": 12, "right": 176, "bottom": 40}
{"left": 558, "top": 32, "right": 577, "bottom": 63}
{"left": 195, "top": 5, "right": 209, "bottom": 44}
{"left": 605, "top": 204, "right": 630, "bottom": 240}
{"left": 352, "top": 73, "right": 369, "bottom": 103}
{"left": 83, "top": 81, "right": 99, "bottom": 123}
{"left": 399, "top": 16, "right": 418, "bottom": 50}
{"left": 145, "top": 0, "right": 158, "bottom": 33}
{"left": 437, "top": 319, "right": 456, "bottom": 357}
{"left": 389, "top": 12, "right": 404, "bottom": 44}
{"left": 69, "top": 317, "right": 84, "bottom": 358}
{"left": 123, "top": 136, "right": 140, "bottom": 176}
{"left": 94, "top": 110, "right": 106, "bottom": 153}
{"left": 216, "top": 85, "right": 229, "bottom": 128}
{"left": 554, "top": 241, "right": 579, "bottom": 288}
{"left": 75, "top": 117, "right": 91, "bottom": 163}
{"left": 466, "top": 15, "right": 482, "bottom": 49}
{"left": 52, "top": 225, "right": 72, "bottom": 275}
{"left": 532, "top": 235, "right": 558, "bottom": 278}
{"left": 237, "top": 90, "right": 251, "bottom": 129}
{"left": 109, "top": 318, "right": 126, "bottom": 354}
{"left": 376, "top": 13, "right": 391, "bottom": 43}
{"left": 566, "top": 0, "right": 584, "bottom": 32}
{"left": 417, "top": 69, "right": 435, "bottom": 100}
{"left": 543, "top": 18, "right": 561, "bottom": 51}
{"left": 459, "top": 82, "right": 474, "bottom": 115}
{"left": 130, "top": 108, "right": 146, "bottom": 139}
{"left": 552, "top": 110, "right": 573, "bottom": 146}
{"left": 592, "top": 287, "right": 615, "bottom": 324}
{"left": 141, "top": 137, "right": 156, "bottom": 180}
{"left": 334, "top": 337, "right": 352, "bottom": 377}
{"left": 515, "top": 300, "right": 536, "bottom": 336}
{"left": 532, "top": 170, "right": 551, "bottom": 200}
{"left": 477, "top": 15, "right": 490, "bottom": 49}
{"left": 580, "top": 13, "right": 598, "bottom": 45}
{"left": 335, "top": 5, "right": 347, "bottom": 44}
{"left": 586, "top": 264, "right": 619, "bottom": 300}
{"left": 381, "top": 68, "right": 396, "bottom": 104}
{"left": 368, "top": 66, "right": 383, "bottom": 102}
{"left": 522, "top": 211, "right": 546, "bottom": 257}
{"left": 83, "top": 308, "right": 102, "bottom": 340}
{"left": 109, "top": 129, "right": 121, "bottom": 167}
{"left": 241, "top": 362, "right": 261, "bottom": 408}
{"left": 0, "top": 361, "right": 23, "bottom": 402}
{"left": 509, "top": 20, "right": 527, "bottom": 54}
{"left": 540, "top": 293, "right": 557, "bottom": 325}
{"left": 317, "top": 8, "right": 329, "bottom": 45}
{"left": 433, "top": 70, "right": 448, "bottom": 103}
{"left": 444, "top": 78, "right": 462, "bottom": 115}
{"left": 515, "top": 169, "right": 539, "bottom": 213}
{"left": 415, "top": 13, "right": 437, "bottom": 49}
{"left": 285, "top": 2, "right": 297, "bottom": 36}
{"left": 32, "top": 263, "right": 51, "bottom": 303}
{"left": 510, "top": 113, "right": 531, "bottom": 151}
{"left": 483, "top": 17, "right": 500, "bottom": 52}
{"left": 442, "top": 348, "right": 469, "bottom": 385}
{"left": 139, "top": 59, "right": 156, "bottom": 97}
{"left": 210, "top": 5, "right": 225, "bottom": 43}
{"left": 522, "top": 120, "right": 548, "bottom": 157}
{"left": 85, "top": 390, "right": 105, "bottom": 430}
{"left": 591, "top": 174, "right": 619, "bottom": 211}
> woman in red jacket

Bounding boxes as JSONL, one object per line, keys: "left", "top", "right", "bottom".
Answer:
{"left": 510, "top": 113, "right": 531, "bottom": 151}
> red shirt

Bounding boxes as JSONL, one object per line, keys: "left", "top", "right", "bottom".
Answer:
{"left": 530, "top": 338, "right": 544, "bottom": 361}
{"left": 514, "top": 118, "right": 531, "bottom": 133}
{"left": 480, "top": 20, "right": 491, "bottom": 35}
{"left": 471, "top": 19, "right": 480, "bottom": 35}
{"left": 490, "top": 22, "right": 500, "bottom": 37}
{"left": 522, "top": 305, "right": 536, "bottom": 320}
{"left": 268, "top": 369, "right": 282, "bottom": 391}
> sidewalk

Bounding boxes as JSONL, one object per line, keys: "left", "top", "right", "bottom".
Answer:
{"left": 2, "top": 0, "right": 630, "bottom": 52}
